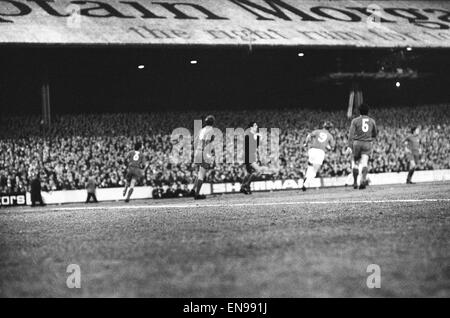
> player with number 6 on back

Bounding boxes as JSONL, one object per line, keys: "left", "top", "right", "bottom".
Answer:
{"left": 301, "top": 121, "right": 335, "bottom": 191}
{"left": 347, "top": 103, "right": 378, "bottom": 190}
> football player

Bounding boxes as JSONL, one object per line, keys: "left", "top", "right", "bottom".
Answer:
{"left": 302, "top": 121, "right": 335, "bottom": 191}
{"left": 240, "top": 122, "right": 278, "bottom": 195}
{"left": 123, "top": 141, "right": 147, "bottom": 203}
{"left": 403, "top": 126, "right": 421, "bottom": 184}
{"left": 192, "top": 115, "right": 216, "bottom": 200}
{"left": 347, "top": 103, "right": 378, "bottom": 190}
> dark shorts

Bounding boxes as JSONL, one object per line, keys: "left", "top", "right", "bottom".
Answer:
{"left": 353, "top": 141, "right": 372, "bottom": 161}
{"left": 194, "top": 150, "right": 213, "bottom": 170}
{"left": 126, "top": 167, "right": 143, "bottom": 182}
{"left": 407, "top": 152, "right": 420, "bottom": 163}
{"left": 245, "top": 162, "right": 256, "bottom": 174}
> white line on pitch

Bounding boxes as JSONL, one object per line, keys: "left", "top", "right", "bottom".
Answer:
{"left": 3, "top": 198, "right": 450, "bottom": 213}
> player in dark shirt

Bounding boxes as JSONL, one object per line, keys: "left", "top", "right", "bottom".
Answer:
{"left": 123, "top": 141, "right": 146, "bottom": 203}
{"left": 240, "top": 122, "right": 277, "bottom": 195}
{"left": 403, "top": 126, "right": 421, "bottom": 184}
{"left": 85, "top": 175, "right": 98, "bottom": 203}
{"left": 347, "top": 103, "right": 378, "bottom": 189}
{"left": 240, "top": 122, "right": 261, "bottom": 194}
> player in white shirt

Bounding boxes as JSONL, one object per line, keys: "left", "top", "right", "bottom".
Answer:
{"left": 302, "top": 121, "right": 335, "bottom": 191}
{"left": 192, "top": 115, "right": 216, "bottom": 200}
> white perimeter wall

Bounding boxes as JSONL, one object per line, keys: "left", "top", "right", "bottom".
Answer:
{"left": 28, "top": 170, "right": 450, "bottom": 205}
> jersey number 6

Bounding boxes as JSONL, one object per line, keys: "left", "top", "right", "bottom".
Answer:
{"left": 362, "top": 118, "right": 369, "bottom": 132}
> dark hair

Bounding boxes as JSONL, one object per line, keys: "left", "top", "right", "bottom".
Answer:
{"left": 205, "top": 115, "right": 215, "bottom": 126}
{"left": 247, "top": 121, "right": 257, "bottom": 129}
{"left": 411, "top": 126, "right": 418, "bottom": 134}
{"left": 359, "top": 103, "right": 369, "bottom": 115}
{"left": 134, "top": 142, "right": 142, "bottom": 151}
{"left": 323, "top": 121, "right": 333, "bottom": 130}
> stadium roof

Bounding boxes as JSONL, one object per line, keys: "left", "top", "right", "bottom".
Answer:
{"left": 0, "top": 0, "right": 450, "bottom": 47}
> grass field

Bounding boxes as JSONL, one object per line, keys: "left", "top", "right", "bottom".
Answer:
{"left": 1, "top": 182, "right": 449, "bottom": 297}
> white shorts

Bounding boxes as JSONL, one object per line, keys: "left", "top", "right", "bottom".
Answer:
{"left": 308, "top": 148, "right": 325, "bottom": 166}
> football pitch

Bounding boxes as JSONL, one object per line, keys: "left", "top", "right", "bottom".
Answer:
{"left": 1, "top": 182, "right": 449, "bottom": 297}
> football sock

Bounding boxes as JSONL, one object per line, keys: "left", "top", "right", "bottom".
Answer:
{"left": 304, "top": 166, "right": 315, "bottom": 188}
{"left": 126, "top": 188, "right": 134, "bottom": 201}
{"left": 191, "top": 178, "right": 197, "bottom": 194}
{"left": 352, "top": 168, "right": 359, "bottom": 185}
{"left": 243, "top": 174, "right": 253, "bottom": 189}
{"left": 407, "top": 167, "right": 415, "bottom": 182}
{"left": 361, "top": 167, "right": 368, "bottom": 184}
{"left": 242, "top": 175, "right": 249, "bottom": 188}
{"left": 195, "top": 180, "right": 203, "bottom": 196}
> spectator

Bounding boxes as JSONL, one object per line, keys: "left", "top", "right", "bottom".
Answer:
{"left": 0, "top": 104, "right": 449, "bottom": 192}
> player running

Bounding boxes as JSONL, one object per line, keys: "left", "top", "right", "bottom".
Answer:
{"left": 301, "top": 121, "right": 335, "bottom": 191}
{"left": 347, "top": 103, "right": 378, "bottom": 190}
{"left": 239, "top": 122, "right": 275, "bottom": 194}
{"left": 123, "top": 141, "right": 146, "bottom": 203}
{"left": 192, "top": 115, "right": 216, "bottom": 200}
{"left": 403, "top": 126, "right": 421, "bottom": 184}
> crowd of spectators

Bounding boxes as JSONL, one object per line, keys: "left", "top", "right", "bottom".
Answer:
{"left": 0, "top": 104, "right": 449, "bottom": 193}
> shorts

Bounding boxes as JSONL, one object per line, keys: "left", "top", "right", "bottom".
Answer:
{"left": 245, "top": 162, "right": 259, "bottom": 174}
{"left": 308, "top": 148, "right": 325, "bottom": 166}
{"left": 194, "top": 150, "right": 214, "bottom": 170}
{"left": 126, "top": 167, "right": 143, "bottom": 182}
{"left": 407, "top": 152, "right": 420, "bottom": 164}
{"left": 352, "top": 141, "right": 372, "bottom": 161}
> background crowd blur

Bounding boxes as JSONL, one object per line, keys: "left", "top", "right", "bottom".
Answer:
{"left": 1, "top": 104, "right": 449, "bottom": 194}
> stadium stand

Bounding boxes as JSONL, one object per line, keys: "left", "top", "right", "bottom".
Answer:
{"left": 0, "top": 105, "right": 449, "bottom": 193}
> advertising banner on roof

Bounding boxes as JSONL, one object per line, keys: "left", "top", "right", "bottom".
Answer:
{"left": 0, "top": 0, "right": 450, "bottom": 47}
